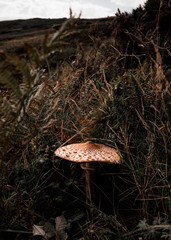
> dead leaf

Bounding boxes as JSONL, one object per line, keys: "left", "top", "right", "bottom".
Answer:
{"left": 33, "top": 224, "right": 47, "bottom": 239}
{"left": 55, "top": 215, "right": 68, "bottom": 240}
{"left": 32, "top": 215, "right": 68, "bottom": 240}
{"left": 33, "top": 223, "right": 56, "bottom": 239}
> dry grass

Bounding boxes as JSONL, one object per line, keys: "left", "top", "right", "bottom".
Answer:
{"left": 0, "top": 3, "right": 171, "bottom": 239}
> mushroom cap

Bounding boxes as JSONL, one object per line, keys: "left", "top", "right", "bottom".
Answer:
{"left": 55, "top": 141, "right": 121, "bottom": 164}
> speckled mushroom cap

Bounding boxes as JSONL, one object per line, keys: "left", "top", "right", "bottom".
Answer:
{"left": 55, "top": 141, "right": 121, "bottom": 164}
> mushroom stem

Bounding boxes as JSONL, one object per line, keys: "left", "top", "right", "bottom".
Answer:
{"left": 85, "top": 162, "right": 93, "bottom": 220}
{"left": 81, "top": 162, "right": 94, "bottom": 206}
{"left": 85, "top": 162, "right": 91, "bottom": 205}
{"left": 81, "top": 162, "right": 96, "bottom": 219}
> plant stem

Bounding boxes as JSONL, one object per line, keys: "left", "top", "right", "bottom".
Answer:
{"left": 85, "top": 162, "right": 92, "bottom": 221}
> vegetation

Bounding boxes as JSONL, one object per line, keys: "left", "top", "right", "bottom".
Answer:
{"left": 0, "top": 1, "right": 171, "bottom": 239}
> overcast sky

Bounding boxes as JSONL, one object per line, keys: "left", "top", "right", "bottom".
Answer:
{"left": 0, "top": 0, "right": 146, "bottom": 21}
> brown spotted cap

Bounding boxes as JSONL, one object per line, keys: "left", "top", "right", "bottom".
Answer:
{"left": 55, "top": 141, "right": 121, "bottom": 164}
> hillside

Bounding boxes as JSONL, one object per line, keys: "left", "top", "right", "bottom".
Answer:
{"left": 0, "top": 1, "right": 171, "bottom": 239}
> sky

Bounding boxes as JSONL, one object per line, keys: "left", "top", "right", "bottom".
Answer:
{"left": 0, "top": 0, "right": 146, "bottom": 21}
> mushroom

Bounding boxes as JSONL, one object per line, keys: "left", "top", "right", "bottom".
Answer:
{"left": 55, "top": 141, "right": 121, "bottom": 216}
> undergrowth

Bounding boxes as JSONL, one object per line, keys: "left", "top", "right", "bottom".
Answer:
{"left": 0, "top": 1, "right": 171, "bottom": 239}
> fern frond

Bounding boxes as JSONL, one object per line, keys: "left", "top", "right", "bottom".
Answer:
{"left": 0, "top": 69, "right": 22, "bottom": 98}
{"left": 7, "top": 55, "right": 33, "bottom": 86}
{"left": 26, "top": 44, "right": 42, "bottom": 69}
